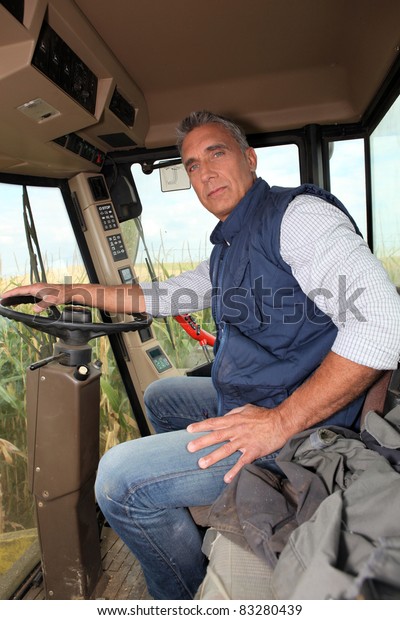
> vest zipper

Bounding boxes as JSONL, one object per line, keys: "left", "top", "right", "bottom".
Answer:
{"left": 211, "top": 240, "right": 230, "bottom": 416}
{"left": 211, "top": 322, "right": 229, "bottom": 416}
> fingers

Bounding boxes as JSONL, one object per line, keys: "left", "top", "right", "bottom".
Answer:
{"left": 1, "top": 284, "right": 38, "bottom": 298}
{"left": 187, "top": 411, "right": 240, "bottom": 434}
{"left": 188, "top": 431, "right": 234, "bottom": 457}
{"left": 186, "top": 406, "right": 273, "bottom": 482}
{"left": 33, "top": 294, "right": 60, "bottom": 312}
{"left": 1, "top": 284, "right": 70, "bottom": 313}
{"left": 200, "top": 444, "right": 248, "bottom": 482}
{"left": 224, "top": 455, "right": 249, "bottom": 484}
{"left": 189, "top": 435, "right": 252, "bottom": 483}
{"left": 187, "top": 426, "right": 229, "bottom": 453}
{"left": 2, "top": 283, "right": 59, "bottom": 300}
{"left": 187, "top": 420, "right": 254, "bottom": 483}
{"left": 187, "top": 420, "right": 221, "bottom": 434}
{"left": 188, "top": 431, "right": 249, "bottom": 483}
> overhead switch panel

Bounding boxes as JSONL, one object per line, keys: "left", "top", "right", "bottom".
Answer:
{"left": 32, "top": 21, "right": 97, "bottom": 115}
{"left": 109, "top": 88, "right": 135, "bottom": 127}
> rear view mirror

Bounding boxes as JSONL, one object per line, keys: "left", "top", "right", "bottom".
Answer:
{"left": 159, "top": 163, "right": 191, "bottom": 192}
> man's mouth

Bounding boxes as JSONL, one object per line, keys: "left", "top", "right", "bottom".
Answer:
{"left": 208, "top": 186, "right": 227, "bottom": 198}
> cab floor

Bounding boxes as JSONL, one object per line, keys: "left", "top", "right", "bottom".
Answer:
{"left": 21, "top": 526, "right": 151, "bottom": 601}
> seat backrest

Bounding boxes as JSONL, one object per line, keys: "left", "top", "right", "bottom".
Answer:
{"left": 360, "top": 369, "right": 395, "bottom": 426}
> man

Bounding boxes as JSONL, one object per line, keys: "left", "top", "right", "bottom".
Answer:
{"left": 2, "top": 111, "right": 400, "bottom": 599}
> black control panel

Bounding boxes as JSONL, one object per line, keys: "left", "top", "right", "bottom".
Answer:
{"left": 53, "top": 133, "right": 105, "bottom": 167}
{"left": 97, "top": 203, "right": 118, "bottom": 231}
{"left": 106, "top": 234, "right": 128, "bottom": 262}
{"left": 109, "top": 88, "right": 135, "bottom": 127}
{"left": 32, "top": 21, "right": 97, "bottom": 115}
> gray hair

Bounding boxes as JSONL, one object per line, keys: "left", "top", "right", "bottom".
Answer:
{"left": 176, "top": 110, "right": 250, "bottom": 155}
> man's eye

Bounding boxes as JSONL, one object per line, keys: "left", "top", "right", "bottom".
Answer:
{"left": 188, "top": 163, "right": 199, "bottom": 173}
{"left": 213, "top": 151, "right": 224, "bottom": 158}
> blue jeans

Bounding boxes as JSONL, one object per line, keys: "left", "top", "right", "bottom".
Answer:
{"left": 95, "top": 376, "right": 280, "bottom": 600}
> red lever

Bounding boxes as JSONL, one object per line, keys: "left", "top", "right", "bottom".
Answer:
{"left": 174, "top": 314, "right": 215, "bottom": 347}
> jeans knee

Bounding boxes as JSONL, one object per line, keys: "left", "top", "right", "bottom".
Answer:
{"left": 95, "top": 445, "right": 124, "bottom": 513}
{"left": 95, "top": 437, "right": 159, "bottom": 516}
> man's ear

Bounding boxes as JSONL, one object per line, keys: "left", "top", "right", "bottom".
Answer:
{"left": 246, "top": 147, "right": 257, "bottom": 172}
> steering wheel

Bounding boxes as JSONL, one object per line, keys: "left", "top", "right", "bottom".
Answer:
{"left": 0, "top": 295, "right": 152, "bottom": 345}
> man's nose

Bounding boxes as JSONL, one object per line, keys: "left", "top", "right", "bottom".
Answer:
{"left": 200, "top": 160, "right": 216, "bottom": 182}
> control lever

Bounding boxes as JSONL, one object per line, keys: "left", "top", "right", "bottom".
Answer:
{"left": 174, "top": 314, "right": 215, "bottom": 362}
{"left": 29, "top": 351, "right": 69, "bottom": 371}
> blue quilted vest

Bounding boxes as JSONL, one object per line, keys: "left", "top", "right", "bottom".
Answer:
{"left": 209, "top": 177, "right": 365, "bottom": 428}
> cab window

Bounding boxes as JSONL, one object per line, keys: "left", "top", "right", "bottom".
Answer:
{"left": 370, "top": 94, "right": 400, "bottom": 285}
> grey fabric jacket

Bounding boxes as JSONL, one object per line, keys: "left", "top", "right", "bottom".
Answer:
{"left": 206, "top": 405, "right": 400, "bottom": 599}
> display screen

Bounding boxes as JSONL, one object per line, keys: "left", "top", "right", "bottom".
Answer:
{"left": 146, "top": 346, "right": 172, "bottom": 373}
{"left": 118, "top": 266, "right": 135, "bottom": 284}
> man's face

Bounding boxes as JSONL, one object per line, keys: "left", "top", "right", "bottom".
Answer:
{"left": 181, "top": 124, "right": 257, "bottom": 221}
